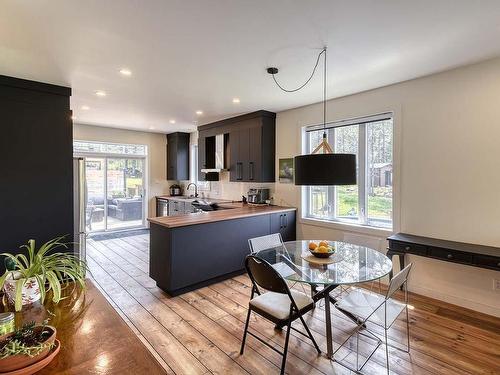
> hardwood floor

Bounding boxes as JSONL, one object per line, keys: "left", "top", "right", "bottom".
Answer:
{"left": 87, "top": 232, "right": 500, "bottom": 375}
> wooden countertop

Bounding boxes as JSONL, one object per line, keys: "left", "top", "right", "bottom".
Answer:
{"left": 148, "top": 203, "right": 296, "bottom": 228}
{"left": 6, "top": 280, "right": 167, "bottom": 375}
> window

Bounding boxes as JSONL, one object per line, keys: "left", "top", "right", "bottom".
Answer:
{"left": 304, "top": 113, "right": 393, "bottom": 229}
{"left": 190, "top": 144, "right": 210, "bottom": 190}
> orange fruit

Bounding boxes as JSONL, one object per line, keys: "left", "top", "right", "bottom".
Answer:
{"left": 319, "top": 241, "right": 329, "bottom": 247}
{"left": 308, "top": 242, "right": 318, "bottom": 250}
{"left": 317, "top": 246, "right": 328, "bottom": 253}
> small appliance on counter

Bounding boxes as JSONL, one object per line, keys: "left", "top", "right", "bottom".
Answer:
{"left": 247, "top": 188, "right": 270, "bottom": 205}
{"left": 169, "top": 184, "right": 182, "bottom": 196}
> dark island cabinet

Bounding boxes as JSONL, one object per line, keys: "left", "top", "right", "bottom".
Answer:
{"left": 167, "top": 132, "right": 190, "bottom": 180}
{"left": 270, "top": 211, "right": 296, "bottom": 242}
{"left": 150, "top": 208, "right": 296, "bottom": 296}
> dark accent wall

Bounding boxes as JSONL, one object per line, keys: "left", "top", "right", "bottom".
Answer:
{"left": 0, "top": 75, "right": 73, "bottom": 268}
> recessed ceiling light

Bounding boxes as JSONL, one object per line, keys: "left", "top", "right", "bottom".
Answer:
{"left": 196, "top": 110, "right": 203, "bottom": 115}
{"left": 81, "top": 105, "right": 90, "bottom": 110}
{"left": 149, "top": 126, "right": 155, "bottom": 130}
{"left": 119, "top": 68, "right": 132, "bottom": 76}
{"left": 232, "top": 98, "right": 240, "bottom": 104}
{"left": 169, "top": 119, "right": 176, "bottom": 124}
{"left": 95, "top": 90, "right": 106, "bottom": 97}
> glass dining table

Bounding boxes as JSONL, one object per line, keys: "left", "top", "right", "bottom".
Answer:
{"left": 255, "top": 240, "right": 393, "bottom": 359}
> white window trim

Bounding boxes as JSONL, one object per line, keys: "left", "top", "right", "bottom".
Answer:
{"left": 298, "top": 108, "right": 401, "bottom": 237}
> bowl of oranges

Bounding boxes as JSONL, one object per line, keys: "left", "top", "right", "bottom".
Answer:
{"left": 308, "top": 241, "right": 335, "bottom": 258}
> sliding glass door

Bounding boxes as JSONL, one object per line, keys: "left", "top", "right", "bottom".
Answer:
{"left": 74, "top": 140, "right": 147, "bottom": 233}
{"left": 106, "top": 158, "right": 145, "bottom": 230}
{"left": 83, "top": 156, "right": 145, "bottom": 232}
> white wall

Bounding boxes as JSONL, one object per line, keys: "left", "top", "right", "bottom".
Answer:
{"left": 274, "top": 57, "right": 500, "bottom": 316}
{"left": 73, "top": 124, "right": 171, "bottom": 219}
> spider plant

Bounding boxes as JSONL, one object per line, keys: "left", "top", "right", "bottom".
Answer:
{"left": 0, "top": 236, "right": 86, "bottom": 311}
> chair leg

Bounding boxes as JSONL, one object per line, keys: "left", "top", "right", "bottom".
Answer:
{"left": 406, "top": 305, "right": 411, "bottom": 353}
{"left": 280, "top": 319, "right": 292, "bottom": 375}
{"left": 240, "top": 308, "right": 252, "bottom": 355}
{"left": 298, "top": 314, "right": 320, "bottom": 354}
{"left": 356, "top": 330, "right": 360, "bottom": 371}
{"left": 384, "top": 328, "right": 390, "bottom": 375}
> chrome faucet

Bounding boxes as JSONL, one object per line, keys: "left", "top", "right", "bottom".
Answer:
{"left": 186, "top": 183, "right": 198, "bottom": 198}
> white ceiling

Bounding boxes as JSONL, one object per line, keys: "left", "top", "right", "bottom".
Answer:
{"left": 2, "top": 0, "right": 500, "bottom": 133}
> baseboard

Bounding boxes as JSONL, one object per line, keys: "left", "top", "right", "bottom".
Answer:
{"left": 409, "top": 284, "right": 500, "bottom": 318}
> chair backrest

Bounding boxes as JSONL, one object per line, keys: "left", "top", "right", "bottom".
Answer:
{"left": 245, "top": 255, "right": 289, "bottom": 294}
{"left": 248, "top": 233, "right": 284, "bottom": 254}
{"left": 386, "top": 263, "right": 413, "bottom": 299}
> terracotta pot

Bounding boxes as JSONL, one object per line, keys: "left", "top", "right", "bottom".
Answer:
{"left": 3, "top": 273, "right": 41, "bottom": 308}
{"left": 0, "top": 326, "right": 56, "bottom": 373}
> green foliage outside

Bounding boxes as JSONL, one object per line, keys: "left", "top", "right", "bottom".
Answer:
{"left": 337, "top": 187, "right": 392, "bottom": 219}
{"left": 311, "top": 187, "right": 392, "bottom": 220}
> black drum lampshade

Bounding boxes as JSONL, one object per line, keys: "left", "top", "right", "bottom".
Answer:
{"left": 294, "top": 153, "right": 356, "bottom": 185}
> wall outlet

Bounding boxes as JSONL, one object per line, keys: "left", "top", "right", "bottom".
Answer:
{"left": 493, "top": 279, "right": 500, "bottom": 291}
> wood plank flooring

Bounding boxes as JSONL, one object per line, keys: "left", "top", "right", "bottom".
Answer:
{"left": 87, "top": 232, "right": 500, "bottom": 375}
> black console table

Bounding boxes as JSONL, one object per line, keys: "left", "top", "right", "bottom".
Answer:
{"left": 387, "top": 233, "right": 500, "bottom": 278}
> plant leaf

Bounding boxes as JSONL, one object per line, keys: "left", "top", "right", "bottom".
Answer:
{"left": 15, "top": 279, "right": 24, "bottom": 312}
{"left": 34, "top": 274, "right": 46, "bottom": 303}
{"left": 45, "top": 271, "right": 61, "bottom": 303}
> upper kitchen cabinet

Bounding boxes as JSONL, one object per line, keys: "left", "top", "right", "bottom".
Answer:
{"left": 197, "top": 110, "right": 275, "bottom": 182}
{"left": 167, "top": 132, "right": 190, "bottom": 180}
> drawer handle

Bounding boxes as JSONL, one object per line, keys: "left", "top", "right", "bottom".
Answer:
{"left": 447, "top": 254, "right": 453, "bottom": 259}
{"left": 497, "top": 262, "right": 500, "bottom": 267}
{"left": 405, "top": 246, "right": 410, "bottom": 251}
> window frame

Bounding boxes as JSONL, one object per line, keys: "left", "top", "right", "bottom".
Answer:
{"left": 302, "top": 112, "right": 394, "bottom": 231}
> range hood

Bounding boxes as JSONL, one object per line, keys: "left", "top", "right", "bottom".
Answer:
{"left": 201, "top": 133, "right": 226, "bottom": 173}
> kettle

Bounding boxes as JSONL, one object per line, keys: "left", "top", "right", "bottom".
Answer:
{"left": 169, "top": 184, "right": 182, "bottom": 196}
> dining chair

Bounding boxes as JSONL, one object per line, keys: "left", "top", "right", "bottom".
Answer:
{"left": 248, "top": 233, "right": 296, "bottom": 278}
{"left": 343, "top": 232, "right": 383, "bottom": 293}
{"left": 332, "top": 263, "right": 413, "bottom": 374}
{"left": 240, "top": 255, "right": 321, "bottom": 375}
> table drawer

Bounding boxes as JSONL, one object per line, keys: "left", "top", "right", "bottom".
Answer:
{"left": 389, "top": 241, "right": 428, "bottom": 256}
{"left": 473, "top": 255, "right": 500, "bottom": 271}
{"left": 429, "top": 247, "right": 473, "bottom": 264}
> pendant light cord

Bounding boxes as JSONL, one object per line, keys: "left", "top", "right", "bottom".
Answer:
{"left": 270, "top": 47, "right": 326, "bottom": 93}
{"left": 323, "top": 47, "right": 327, "bottom": 135}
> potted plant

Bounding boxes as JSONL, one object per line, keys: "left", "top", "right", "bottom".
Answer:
{"left": 0, "top": 236, "right": 86, "bottom": 311}
{"left": 0, "top": 321, "right": 57, "bottom": 372}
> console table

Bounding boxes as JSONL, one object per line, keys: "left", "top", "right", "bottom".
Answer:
{"left": 387, "top": 233, "right": 500, "bottom": 278}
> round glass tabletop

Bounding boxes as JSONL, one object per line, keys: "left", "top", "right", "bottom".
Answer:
{"left": 255, "top": 240, "right": 392, "bottom": 286}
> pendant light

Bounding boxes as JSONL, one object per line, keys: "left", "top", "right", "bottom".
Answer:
{"left": 267, "top": 47, "right": 356, "bottom": 186}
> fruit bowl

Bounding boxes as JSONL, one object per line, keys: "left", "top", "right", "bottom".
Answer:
{"left": 309, "top": 248, "right": 335, "bottom": 258}
{"left": 308, "top": 241, "right": 335, "bottom": 258}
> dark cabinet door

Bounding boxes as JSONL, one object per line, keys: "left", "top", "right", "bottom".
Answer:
{"left": 229, "top": 130, "right": 240, "bottom": 182}
{"left": 167, "top": 132, "right": 190, "bottom": 180}
{"left": 248, "top": 125, "right": 262, "bottom": 181}
{"left": 230, "top": 127, "right": 250, "bottom": 182}
{"left": 198, "top": 134, "right": 206, "bottom": 181}
{"left": 238, "top": 127, "right": 250, "bottom": 181}
{"left": 167, "top": 135, "right": 177, "bottom": 180}
{"left": 270, "top": 211, "right": 296, "bottom": 242}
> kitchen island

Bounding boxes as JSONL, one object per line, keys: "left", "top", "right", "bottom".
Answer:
{"left": 148, "top": 203, "right": 296, "bottom": 296}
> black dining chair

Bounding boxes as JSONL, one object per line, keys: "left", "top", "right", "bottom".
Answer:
{"left": 240, "top": 255, "right": 321, "bottom": 374}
